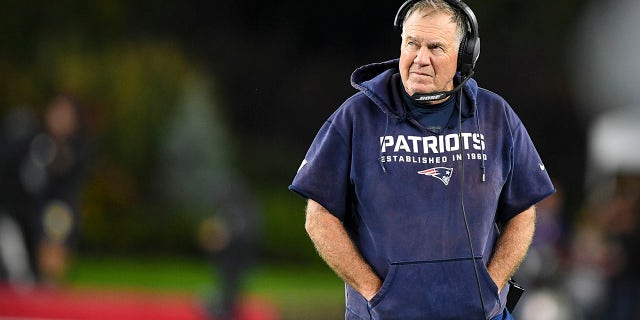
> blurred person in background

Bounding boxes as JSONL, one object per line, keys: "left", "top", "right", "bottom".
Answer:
{"left": 289, "top": 0, "right": 555, "bottom": 319}
{"left": 0, "top": 94, "right": 91, "bottom": 286}
{"left": 158, "top": 79, "right": 263, "bottom": 320}
{"left": 564, "top": 175, "right": 640, "bottom": 320}
{"left": 0, "top": 107, "right": 39, "bottom": 285}
{"left": 599, "top": 175, "right": 640, "bottom": 319}
{"left": 197, "top": 180, "right": 262, "bottom": 320}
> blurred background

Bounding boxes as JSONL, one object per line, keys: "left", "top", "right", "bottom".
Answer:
{"left": 0, "top": 0, "right": 639, "bottom": 319}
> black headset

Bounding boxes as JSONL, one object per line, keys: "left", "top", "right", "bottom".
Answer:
{"left": 393, "top": 0, "right": 480, "bottom": 77}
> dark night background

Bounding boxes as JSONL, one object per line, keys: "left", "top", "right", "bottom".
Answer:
{"left": 173, "top": 0, "right": 588, "bottom": 220}
{"left": 8, "top": 1, "right": 640, "bottom": 319}
{"left": 0, "top": 0, "right": 590, "bottom": 258}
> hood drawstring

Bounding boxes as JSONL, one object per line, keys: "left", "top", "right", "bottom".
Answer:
{"left": 379, "top": 113, "right": 390, "bottom": 173}
{"left": 457, "top": 86, "right": 486, "bottom": 183}
{"left": 475, "top": 110, "right": 487, "bottom": 182}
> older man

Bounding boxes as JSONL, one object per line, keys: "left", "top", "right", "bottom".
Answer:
{"left": 290, "top": 1, "right": 555, "bottom": 319}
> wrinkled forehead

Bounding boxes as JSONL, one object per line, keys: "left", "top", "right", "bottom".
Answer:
{"left": 402, "top": 5, "right": 465, "bottom": 43}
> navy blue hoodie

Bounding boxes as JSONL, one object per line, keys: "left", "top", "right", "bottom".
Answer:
{"left": 290, "top": 59, "right": 555, "bottom": 319}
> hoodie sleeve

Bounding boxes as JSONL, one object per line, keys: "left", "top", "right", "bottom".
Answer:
{"left": 496, "top": 106, "right": 555, "bottom": 222}
{"left": 289, "top": 115, "right": 352, "bottom": 221}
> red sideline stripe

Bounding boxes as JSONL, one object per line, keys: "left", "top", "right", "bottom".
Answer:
{"left": 0, "top": 285, "right": 280, "bottom": 320}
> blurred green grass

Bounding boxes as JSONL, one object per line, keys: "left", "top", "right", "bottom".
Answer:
{"left": 65, "top": 255, "right": 345, "bottom": 320}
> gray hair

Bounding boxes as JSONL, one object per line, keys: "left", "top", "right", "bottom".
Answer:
{"left": 401, "top": 0, "right": 468, "bottom": 47}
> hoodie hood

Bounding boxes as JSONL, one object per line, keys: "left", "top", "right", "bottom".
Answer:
{"left": 350, "top": 58, "right": 479, "bottom": 123}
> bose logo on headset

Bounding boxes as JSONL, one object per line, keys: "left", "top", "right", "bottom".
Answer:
{"left": 393, "top": 0, "right": 481, "bottom": 77}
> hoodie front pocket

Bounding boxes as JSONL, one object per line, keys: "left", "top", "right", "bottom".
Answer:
{"left": 368, "top": 258, "right": 502, "bottom": 320}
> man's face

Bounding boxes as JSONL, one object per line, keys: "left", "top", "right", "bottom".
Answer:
{"left": 399, "top": 9, "right": 459, "bottom": 99}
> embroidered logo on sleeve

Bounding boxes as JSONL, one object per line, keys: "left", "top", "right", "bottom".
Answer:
{"left": 418, "top": 167, "right": 453, "bottom": 185}
{"left": 539, "top": 163, "right": 546, "bottom": 171}
{"left": 297, "top": 159, "right": 308, "bottom": 173}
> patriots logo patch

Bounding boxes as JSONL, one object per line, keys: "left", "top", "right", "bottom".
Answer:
{"left": 418, "top": 167, "right": 453, "bottom": 185}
